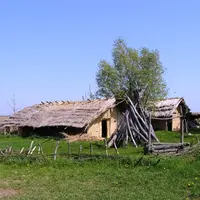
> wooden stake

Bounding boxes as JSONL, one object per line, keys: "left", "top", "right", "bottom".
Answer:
{"left": 185, "top": 119, "right": 188, "bottom": 134}
{"left": 8, "top": 146, "right": 12, "bottom": 154}
{"left": 53, "top": 140, "right": 60, "bottom": 160}
{"left": 28, "top": 140, "right": 34, "bottom": 154}
{"left": 67, "top": 140, "right": 70, "bottom": 155}
{"left": 113, "top": 140, "right": 119, "bottom": 155}
{"left": 90, "top": 142, "right": 93, "bottom": 154}
{"left": 104, "top": 139, "right": 108, "bottom": 156}
{"left": 30, "top": 146, "right": 36, "bottom": 155}
{"left": 38, "top": 143, "right": 43, "bottom": 154}
{"left": 79, "top": 145, "right": 82, "bottom": 154}
{"left": 19, "top": 147, "right": 24, "bottom": 155}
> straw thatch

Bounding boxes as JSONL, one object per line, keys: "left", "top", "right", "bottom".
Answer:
{"left": 191, "top": 112, "right": 200, "bottom": 119}
{"left": 2, "top": 98, "right": 116, "bottom": 129}
{"left": 0, "top": 116, "right": 9, "bottom": 132}
{"left": 150, "top": 98, "right": 185, "bottom": 118}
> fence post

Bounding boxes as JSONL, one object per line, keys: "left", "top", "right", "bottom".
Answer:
{"left": 113, "top": 140, "right": 119, "bottom": 155}
{"left": 90, "top": 142, "right": 93, "bottom": 155}
{"left": 180, "top": 105, "right": 184, "bottom": 144}
{"left": 28, "top": 140, "right": 34, "bottom": 155}
{"left": 53, "top": 140, "right": 60, "bottom": 161}
{"left": 19, "top": 147, "right": 24, "bottom": 155}
{"left": 104, "top": 139, "right": 108, "bottom": 156}
{"left": 67, "top": 140, "right": 70, "bottom": 155}
{"left": 38, "top": 143, "right": 43, "bottom": 154}
{"left": 79, "top": 145, "right": 82, "bottom": 155}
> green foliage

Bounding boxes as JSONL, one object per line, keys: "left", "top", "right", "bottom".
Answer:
{"left": 96, "top": 38, "right": 167, "bottom": 105}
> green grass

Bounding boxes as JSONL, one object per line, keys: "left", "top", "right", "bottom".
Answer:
{"left": 156, "top": 130, "right": 200, "bottom": 144}
{"left": 0, "top": 130, "right": 200, "bottom": 200}
{"left": 1, "top": 154, "right": 200, "bottom": 199}
{"left": 0, "top": 135, "right": 144, "bottom": 157}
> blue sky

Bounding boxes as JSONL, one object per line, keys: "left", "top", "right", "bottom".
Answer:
{"left": 0, "top": 0, "right": 200, "bottom": 114}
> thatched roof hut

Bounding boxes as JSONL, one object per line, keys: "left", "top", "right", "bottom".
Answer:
{"left": 3, "top": 98, "right": 123, "bottom": 139}
{"left": 151, "top": 98, "right": 187, "bottom": 118}
{"left": 150, "top": 97, "right": 188, "bottom": 131}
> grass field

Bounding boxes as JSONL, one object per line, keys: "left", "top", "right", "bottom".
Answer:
{"left": 0, "top": 130, "right": 200, "bottom": 200}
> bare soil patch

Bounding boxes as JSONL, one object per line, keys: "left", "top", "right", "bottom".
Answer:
{"left": 0, "top": 188, "right": 19, "bottom": 198}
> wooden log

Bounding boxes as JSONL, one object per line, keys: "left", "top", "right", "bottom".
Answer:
{"left": 19, "top": 147, "right": 24, "bottom": 155}
{"left": 131, "top": 124, "right": 148, "bottom": 142}
{"left": 0, "top": 149, "right": 6, "bottom": 156}
{"left": 148, "top": 114, "right": 152, "bottom": 152}
{"left": 150, "top": 124, "right": 159, "bottom": 142}
{"left": 124, "top": 129, "right": 128, "bottom": 147}
{"left": 125, "top": 112, "right": 137, "bottom": 147}
{"left": 152, "top": 148, "right": 179, "bottom": 153}
{"left": 107, "top": 133, "right": 117, "bottom": 147}
{"left": 185, "top": 119, "right": 188, "bottom": 134}
{"left": 28, "top": 140, "right": 34, "bottom": 154}
{"left": 30, "top": 146, "right": 36, "bottom": 155}
{"left": 128, "top": 107, "right": 148, "bottom": 138}
{"left": 127, "top": 96, "right": 149, "bottom": 130}
{"left": 153, "top": 144, "right": 184, "bottom": 150}
{"left": 152, "top": 142, "right": 190, "bottom": 146}
{"left": 8, "top": 146, "right": 12, "bottom": 154}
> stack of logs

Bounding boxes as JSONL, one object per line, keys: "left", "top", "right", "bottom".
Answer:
{"left": 108, "top": 91, "right": 159, "bottom": 148}
{"left": 144, "top": 143, "right": 190, "bottom": 154}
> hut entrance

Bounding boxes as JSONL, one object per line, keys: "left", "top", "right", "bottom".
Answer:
{"left": 167, "top": 120, "right": 172, "bottom": 131}
{"left": 102, "top": 120, "right": 108, "bottom": 138}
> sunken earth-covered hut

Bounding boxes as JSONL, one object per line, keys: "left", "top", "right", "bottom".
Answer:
{"left": 2, "top": 99, "right": 125, "bottom": 139}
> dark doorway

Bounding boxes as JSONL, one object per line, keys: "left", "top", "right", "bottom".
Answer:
{"left": 102, "top": 120, "right": 107, "bottom": 138}
{"left": 167, "top": 120, "right": 172, "bottom": 131}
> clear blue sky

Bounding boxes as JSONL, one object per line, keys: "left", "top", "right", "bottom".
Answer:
{"left": 0, "top": 0, "right": 200, "bottom": 115}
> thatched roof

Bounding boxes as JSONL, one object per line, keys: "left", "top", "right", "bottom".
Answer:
{"left": 2, "top": 99, "right": 116, "bottom": 129}
{"left": 150, "top": 98, "right": 185, "bottom": 118}
{"left": 0, "top": 115, "right": 9, "bottom": 132}
{"left": 191, "top": 112, "right": 200, "bottom": 118}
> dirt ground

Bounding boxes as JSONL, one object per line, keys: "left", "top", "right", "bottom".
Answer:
{"left": 0, "top": 188, "right": 19, "bottom": 198}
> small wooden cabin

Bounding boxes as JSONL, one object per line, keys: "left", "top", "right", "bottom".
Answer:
{"left": 2, "top": 99, "right": 125, "bottom": 139}
{"left": 150, "top": 98, "right": 188, "bottom": 131}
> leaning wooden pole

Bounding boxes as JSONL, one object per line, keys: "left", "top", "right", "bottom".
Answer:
{"left": 148, "top": 114, "right": 152, "bottom": 152}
